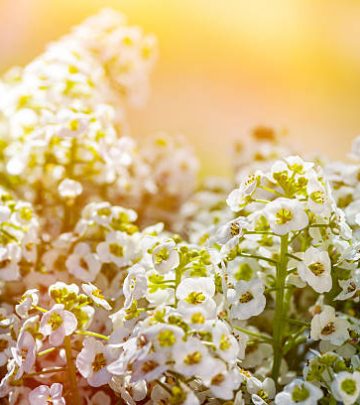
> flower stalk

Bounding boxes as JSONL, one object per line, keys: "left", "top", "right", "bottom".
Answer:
{"left": 64, "top": 336, "right": 82, "bottom": 405}
{"left": 272, "top": 234, "right": 289, "bottom": 384}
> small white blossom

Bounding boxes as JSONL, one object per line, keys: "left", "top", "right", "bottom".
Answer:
{"left": 331, "top": 371, "right": 360, "bottom": 405}
{"left": 11, "top": 331, "right": 36, "bottom": 378}
{"left": 297, "top": 247, "right": 332, "bottom": 293}
{"left": 226, "top": 173, "right": 258, "bottom": 211}
{"left": 76, "top": 337, "right": 112, "bottom": 387}
{"left": 310, "top": 305, "right": 350, "bottom": 346}
{"left": 213, "top": 217, "right": 247, "bottom": 245}
{"left": 15, "top": 289, "right": 39, "bottom": 319}
{"left": 275, "top": 379, "right": 323, "bottom": 404}
{"left": 123, "top": 264, "right": 147, "bottom": 308}
{"left": 263, "top": 198, "right": 309, "bottom": 235}
{"left": 0, "top": 334, "right": 13, "bottom": 367}
{"left": 228, "top": 278, "right": 266, "bottom": 320}
{"left": 40, "top": 304, "right": 78, "bottom": 346}
{"left": 28, "top": 383, "right": 65, "bottom": 405}
{"left": 203, "top": 361, "right": 243, "bottom": 400}
{"left": 173, "top": 337, "right": 217, "bottom": 379}
{"left": 58, "top": 178, "right": 83, "bottom": 199}
{"left": 0, "top": 244, "right": 21, "bottom": 281}
{"left": 66, "top": 242, "right": 101, "bottom": 282}
{"left": 152, "top": 241, "right": 179, "bottom": 273}
{"left": 97, "top": 231, "right": 136, "bottom": 267}
{"left": 82, "top": 283, "right": 111, "bottom": 310}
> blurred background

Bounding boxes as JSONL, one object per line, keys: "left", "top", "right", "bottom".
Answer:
{"left": 1, "top": 0, "right": 360, "bottom": 176}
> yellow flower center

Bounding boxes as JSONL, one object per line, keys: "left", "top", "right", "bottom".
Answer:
{"left": 141, "top": 360, "right": 159, "bottom": 373}
{"left": 184, "top": 351, "right": 202, "bottom": 365}
{"left": 191, "top": 312, "right": 205, "bottom": 324}
{"left": 185, "top": 292, "right": 206, "bottom": 305}
{"left": 48, "top": 312, "right": 63, "bottom": 330}
{"left": 230, "top": 222, "right": 241, "bottom": 236}
{"left": 92, "top": 353, "right": 107, "bottom": 372}
{"left": 275, "top": 208, "right": 293, "bottom": 225}
{"left": 158, "top": 330, "right": 176, "bottom": 347}
{"left": 239, "top": 291, "right": 253, "bottom": 303}
{"left": 92, "top": 288, "right": 105, "bottom": 300}
{"left": 321, "top": 322, "right": 335, "bottom": 335}
{"left": 308, "top": 262, "right": 325, "bottom": 276}
{"left": 219, "top": 334, "right": 231, "bottom": 351}
{"left": 109, "top": 243, "right": 124, "bottom": 257}
{"left": 211, "top": 373, "right": 225, "bottom": 386}
{"left": 154, "top": 247, "right": 170, "bottom": 265}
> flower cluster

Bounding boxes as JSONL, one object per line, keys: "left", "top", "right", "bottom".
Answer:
{"left": 0, "top": 9, "right": 197, "bottom": 236}
{"left": 2, "top": 8, "right": 360, "bottom": 405}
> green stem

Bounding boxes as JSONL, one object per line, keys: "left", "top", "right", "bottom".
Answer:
{"left": 252, "top": 198, "right": 270, "bottom": 204}
{"left": 233, "top": 325, "right": 272, "bottom": 343}
{"left": 64, "top": 336, "right": 82, "bottom": 405}
{"left": 33, "top": 305, "right": 47, "bottom": 313}
{"left": 23, "top": 367, "right": 66, "bottom": 378}
{"left": 238, "top": 252, "right": 277, "bottom": 265}
{"left": 245, "top": 231, "right": 278, "bottom": 237}
{"left": 76, "top": 330, "right": 109, "bottom": 341}
{"left": 174, "top": 263, "right": 185, "bottom": 306}
{"left": 271, "top": 234, "right": 289, "bottom": 385}
{"left": 285, "top": 318, "right": 309, "bottom": 327}
{"left": 259, "top": 185, "right": 284, "bottom": 197}
{"left": 38, "top": 347, "right": 57, "bottom": 357}
{"left": 286, "top": 253, "right": 302, "bottom": 262}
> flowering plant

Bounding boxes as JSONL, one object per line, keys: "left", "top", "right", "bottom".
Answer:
{"left": 1, "top": 8, "right": 360, "bottom": 405}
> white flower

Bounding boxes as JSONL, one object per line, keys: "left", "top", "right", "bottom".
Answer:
{"left": 58, "top": 178, "right": 83, "bottom": 199}
{"left": 203, "top": 361, "right": 243, "bottom": 400}
{"left": 15, "top": 289, "right": 39, "bottom": 319}
{"left": 87, "top": 391, "right": 112, "bottom": 405}
{"left": 307, "top": 177, "right": 330, "bottom": 216}
{"left": 211, "top": 321, "right": 239, "bottom": 363}
{"left": 76, "top": 337, "right": 112, "bottom": 387}
{"left": 109, "top": 375, "right": 147, "bottom": 405}
{"left": 275, "top": 379, "right": 323, "bottom": 405}
{"left": 152, "top": 241, "right": 179, "bottom": 273}
{"left": 82, "top": 283, "right": 111, "bottom": 310}
{"left": 66, "top": 242, "right": 101, "bottom": 282}
{"left": 331, "top": 371, "right": 360, "bottom": 405}
{"left": 336, "top": 274, "right": 360, "bottom": 301}
{"left": 97, "top": 231, "right": 136, "bottom": 267}
{"left": 131, "top": 351, "right": 167, "bottom": 382}
{"left": 213, "top": 217, "right": 247, "bottom": 245}
{"left": 176, "top": 277, "right": 216, "bottom": 315}
{"left": 0, "top": 244, "right": 21, "bottom": 281}
{"left": 296, "top": 247, "right": 332, "bottom": 293}
{"left": 310, "top": 305, "right": 350, "bottom": 346}
{"left": 263, "top": 198, "right": 309, "bottom": 235}
{"left": 250, "top": 377, "right": 276, "bottom": 404}
{"left": 142, "top": 324, "right": 185, "bottom": 353}
{"left": 123, "top": 264, "right": 147, "bottom": 308}
{"left": 29, "top": 383, "right": 65, "bottom": 405}
{"left": 40, "top": 304, "right": 78, "bottom": 346}
{"left": 226, "top": 173, "right": 258, "bottom": 211}
{"left": 0, "top": 206, "right": 11, "bottom": 223}
{"left": 11, "top": 331, "right": 36, "bottom": 378}
{"left": 227, "top": 257, "right": 260, "bottom": 284}
{"left": 228, "top": 278, "right": 266, "bottom": 320}
{"left": 0, "top": 334, "right": 13, "bottom": 367}
{"left": 173, "top": 337, "right": 217, "bottom": 379}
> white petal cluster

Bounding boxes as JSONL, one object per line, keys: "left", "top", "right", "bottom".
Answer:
{"left": 3, "top": 8, "right": 360, "bottom": 405}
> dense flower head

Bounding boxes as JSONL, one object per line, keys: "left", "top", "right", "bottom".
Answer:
{"left": 3, "top": 8, "right": 360, "bottom": 405}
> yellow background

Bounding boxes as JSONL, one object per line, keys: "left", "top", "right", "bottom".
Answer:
{"left": 1, "top": 0, "right": 360, "bottom": 175}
